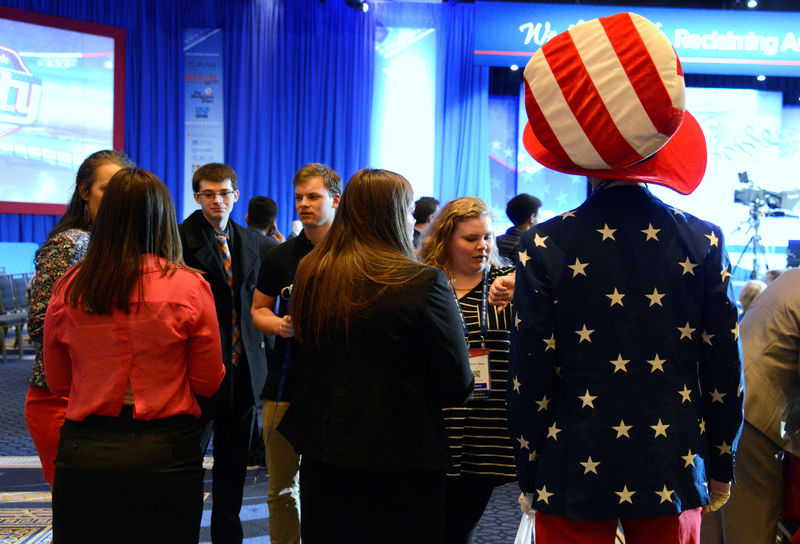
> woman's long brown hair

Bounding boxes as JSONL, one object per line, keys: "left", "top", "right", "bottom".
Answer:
{"left": 290, "top": 168, "right": 425, "bottom": 350}
{"left": 62, "top": 168, "right": 185, "bottom": 314}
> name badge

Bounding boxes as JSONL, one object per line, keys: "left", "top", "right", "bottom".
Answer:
{"left": 469, "top": 347, "right": 491, "bottom": 399}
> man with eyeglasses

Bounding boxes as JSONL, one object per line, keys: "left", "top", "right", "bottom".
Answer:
{"left": 179, "top": 162, "right": 267, "bottom": 544}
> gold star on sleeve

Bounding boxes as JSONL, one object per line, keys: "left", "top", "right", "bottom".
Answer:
{"left": 650, "top": 419, "right": 670, "bottom": 438}
{"left": 537, "top": 485, "right": 553, "bottom": 504}
{"left": 578, "top": 389, "right": 597, "bottom": 408}
{"left": 647, "top": 354, "right": 666, "bottom": 373}
{"left": 606, "top": 288, "right": 625, "bottom": 307}
{"left": 716, "top": 441, "right": 732, "bottom": 455}
{"left": 575, "top": 324, "right": 594, "bottom": 343}
{"left": 615, "top": 486, "right": 636, "bottom": 504}
{"left": 677, "top": 322, "right": 695, "bottom": 340}
{"left": 580, "top": 456, "right": 601, "bottom": 474}
{"left": 534, "top": 233, "right": 548, "bottom": 248}
{"left": 655, "top": 485, "right": 674, "bottom": 504}
{"left": 613, "top": 420, "right": 632, "bottom": 438}
{"left": 547, "top": 422, "right": 562, "bottom": 440}
{"left": 645, "top": 288, "right": 665, "bottom": 307}
{"left": 678, "top": 257, "right": 698, "bottom": 275}
{"left": 568, "top": 258, "right": 588, "bottom": 277}
{"left": 641, "top": 223, "right": 661, "bottom": 241}
{"left": 705, "top": 230, "right": 719, "bottom": 247}
{"left": 518, "top": 249, "right": 531, "bottom": 267}
{"left": 710, "top": 388, "right": 726, "bottom": 403}
{"left": 610, "top": 354, "right": 630, "bottom": 373}
{"left": 597, "top": 224, "right": 617, "bottom": 240}
{"left": 535, "top": 395, "right": 550, "bottom": 412}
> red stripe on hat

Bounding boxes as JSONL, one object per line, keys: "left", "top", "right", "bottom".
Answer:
{"left": 543, "top": 32, "right": 641, "bottom": 169}
{"left": 601, "top": 13, "right": 682, "bottom": 137}
{"left": 523, "top": 78, "right": 574, "bottom": 167}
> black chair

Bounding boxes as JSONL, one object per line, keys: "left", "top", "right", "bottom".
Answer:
{"left": 12, "top": 273, "right": 30, "bottom": 350}
{"left": 12, "top": 274, "right": 29, "bottom": 312}
{"left": 0, "top": 274, "right": 26, "bottom": 364}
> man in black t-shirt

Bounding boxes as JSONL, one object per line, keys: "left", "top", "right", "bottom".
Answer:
{"left": 251, "top": 163, "right": 341, "bottom": 544}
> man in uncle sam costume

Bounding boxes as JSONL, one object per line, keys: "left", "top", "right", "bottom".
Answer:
{"left": 506, "top": 12, "right": 744, "bottom": 543}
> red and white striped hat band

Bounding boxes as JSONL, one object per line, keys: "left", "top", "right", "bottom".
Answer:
{"left": 522, "top": 12, "right": 707, "bottom": 195}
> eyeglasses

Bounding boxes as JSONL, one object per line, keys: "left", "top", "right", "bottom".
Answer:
{"left": 196, "top": 190, "right": 236, "bottom": 200}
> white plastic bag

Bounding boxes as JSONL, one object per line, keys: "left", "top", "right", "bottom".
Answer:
{"left": 514, "top": 511, "right": 535, "bottom": 544}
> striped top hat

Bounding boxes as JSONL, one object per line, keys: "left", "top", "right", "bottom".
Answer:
{"left": 522, "top": 12, "right": 706, "bottom": 194}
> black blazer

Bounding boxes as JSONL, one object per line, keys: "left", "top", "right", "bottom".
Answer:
{"left": 278, "top": 266, "right": 473, "bottom": 472}
{"left": 179, "top": 210, "right": 267, "bottom": 404}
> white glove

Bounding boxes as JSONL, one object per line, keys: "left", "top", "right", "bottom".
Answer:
{"left": 704, "top": 479, "right": 731, "bottom": 513}
{"left": 518, "top": 492, "right": 535, "bottom": 518}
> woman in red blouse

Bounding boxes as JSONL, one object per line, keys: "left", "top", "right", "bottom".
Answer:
{"left": 44, "top": 168, "right": 225, "bottom": 543}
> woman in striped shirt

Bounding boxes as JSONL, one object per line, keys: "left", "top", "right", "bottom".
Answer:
{"left": 419, "top": 197, "right": 517, "bottom": 544}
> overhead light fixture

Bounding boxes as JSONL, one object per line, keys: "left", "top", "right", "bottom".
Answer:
{"left": 747, "top": 0, "right": 758, "bottom": 7}
{"left": 757, "top": 74, "right": 766, "bottom": 82}
{"left": 510, "top": 64, "right": 519, "bottom": 71}
{"left": 345, "top": 0, "right": 369, "bottom": 12}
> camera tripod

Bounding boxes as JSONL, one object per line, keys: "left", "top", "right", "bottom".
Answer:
{"left": 731, "top": 203, "right": 768, "bottom": 280}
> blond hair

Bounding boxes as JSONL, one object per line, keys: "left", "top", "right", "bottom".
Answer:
{"left": 739, "top": 280, "right": 767, "bottom": 314}
{"left": 418, "top": 196, "right": 503, "bottom": 280}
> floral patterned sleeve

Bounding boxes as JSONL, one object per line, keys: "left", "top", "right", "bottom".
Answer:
{"left": 28, "top": 229, "right": 89, "bottom": 387}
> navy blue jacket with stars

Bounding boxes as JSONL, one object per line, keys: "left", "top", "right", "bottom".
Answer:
{"left": 507, "top": 183, "right": 744, "bottom": 520}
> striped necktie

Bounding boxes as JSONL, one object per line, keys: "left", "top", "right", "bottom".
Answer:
{"left": 216, "top": 232, "right": 242, "bottom": 366}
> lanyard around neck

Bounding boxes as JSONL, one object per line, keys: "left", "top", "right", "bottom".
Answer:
{"left": 450, "top": 268, "right": 489, "bottom": 347}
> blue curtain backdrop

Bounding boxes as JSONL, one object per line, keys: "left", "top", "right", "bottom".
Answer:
{"left": 0, "top": 0, "right": 375, "bottom": 243}
{"left": 373, "top": 2, "right": 490, "bottom": 204}
{"left": 259, "top": 2, "right": 376, "bottom": 232}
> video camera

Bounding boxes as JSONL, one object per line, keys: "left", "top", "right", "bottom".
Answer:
{"left": 734, "top": 172, "right": 800, "bottom": 211}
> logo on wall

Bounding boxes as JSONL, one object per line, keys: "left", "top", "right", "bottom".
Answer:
{"left": 0, "top": 45, "right": 44, "bottom": 138}
{"left": 190, "top": 87, "right": 215, "bottom": 104}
